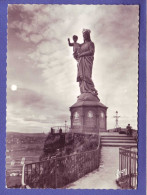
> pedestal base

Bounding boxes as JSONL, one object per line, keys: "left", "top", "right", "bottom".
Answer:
{"left": 70, "top": 93, "right": 108, "bottom": 134}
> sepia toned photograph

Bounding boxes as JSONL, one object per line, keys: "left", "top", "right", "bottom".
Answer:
{"left": 6, "top": 4, "right": 139, "bottom": 189}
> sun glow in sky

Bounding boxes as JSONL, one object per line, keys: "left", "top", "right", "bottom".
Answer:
{"left": 10, "top": 85, "right": 17, "bottom": 91}
{"left": 7, "top": 4, "right": 139, "bottom": 133}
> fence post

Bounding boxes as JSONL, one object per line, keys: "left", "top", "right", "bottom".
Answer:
{"left": 21, "top": 164, "right": 26, "bottom": 187}
{"left": 129, "top": 150, "right": 131, "bottom": 188}
{"left": 55, "top": 158, "right": 57, "bottom": 189}
{"left": 98, "top": 147, "right": 100, "bottom": 167}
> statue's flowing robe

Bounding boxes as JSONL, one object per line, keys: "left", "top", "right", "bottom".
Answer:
{"left": 77, "top": 41, "right": 97, "bottom": 95}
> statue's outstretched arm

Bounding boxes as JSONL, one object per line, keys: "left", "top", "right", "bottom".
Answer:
{"left": 69, "top": 42, "right": 74, "bottom": 46}
{"left": 68, "top": 38, "right": 74, "bottom": 47}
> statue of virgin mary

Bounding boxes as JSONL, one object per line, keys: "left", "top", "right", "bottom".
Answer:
{"left": 76, "top": 29, "right": 99, "bottom": 100}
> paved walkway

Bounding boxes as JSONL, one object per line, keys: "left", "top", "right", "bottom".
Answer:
{"left": 66, "top": 147, "right": 120, "bottom": 189}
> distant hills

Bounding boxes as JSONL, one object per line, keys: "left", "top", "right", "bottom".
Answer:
{"left": 6, "top": 131, "right": 47, "bottom": 136}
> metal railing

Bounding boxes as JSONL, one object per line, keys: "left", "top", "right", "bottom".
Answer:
{"left": 22, "top": 136, "right": 100, "bottom": 188}
{"left": 51, "top": 126, "right": 70, "bottom": 133}
{"left": 119, "top": 148, "right": 137, "bottom": 189}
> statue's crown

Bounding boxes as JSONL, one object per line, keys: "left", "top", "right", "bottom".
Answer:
{"left": 82, "top": 29, "right": 91, "bottom": 34}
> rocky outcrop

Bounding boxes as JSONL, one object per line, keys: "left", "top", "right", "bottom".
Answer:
{"left": 40, "top": 132, "right": 99, "bottom": 161}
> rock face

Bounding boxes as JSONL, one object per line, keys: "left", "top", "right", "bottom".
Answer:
{"left": 40, "top": 132, "right": 99, "bottom": 161}
{"left": 70, "top": 92, "right": 108, "bottom": 133}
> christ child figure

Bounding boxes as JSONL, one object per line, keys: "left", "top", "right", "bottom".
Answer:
{"left": 68, "top": 35, "right": 81, "bottom": 60}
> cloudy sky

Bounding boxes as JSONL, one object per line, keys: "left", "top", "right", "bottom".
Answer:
{"left": 7, "top": 4, "right": 139, "bottom": 133}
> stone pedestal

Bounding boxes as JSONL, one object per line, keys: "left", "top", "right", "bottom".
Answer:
{"left": 69, "top": 93, "right": 108, "bottom": 133}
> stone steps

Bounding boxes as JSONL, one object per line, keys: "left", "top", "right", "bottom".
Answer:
{"left": 101, "top": 136, "right": 134, "bottom": 140}
{"left": 100, "top": 135, "right": 137, "bottom": 147}
{"left": 101, "top": 140, "right": 136, "bottom": 143}
{"left": 101, "top": 142, "right": 137, "bottom": 147}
